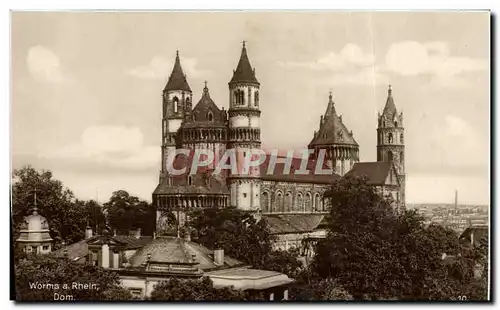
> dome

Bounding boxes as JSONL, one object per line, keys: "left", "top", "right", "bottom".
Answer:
{"left": 20, "top": 209, "right": 50, "bottom": 231}
{"left": 17, "top": 208, "right": 53, "bottom": 243}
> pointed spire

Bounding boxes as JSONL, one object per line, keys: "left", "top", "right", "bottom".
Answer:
{"left": 382, "top": 84, "right": 397, "bottom": 119}
{"left": 325, "top": 91, "right": 336, "bottom": 117}
{"left": 164, "top": 50, "right": 192, "bottom": 92}
{"left": 201, "top": 80, "right": 211, "bottom": 99}
{"left": 33, "top": 188, "right": 38, "bottom": 214}
{"left": 229, "top": 42, "right": 259, "bottom": 85}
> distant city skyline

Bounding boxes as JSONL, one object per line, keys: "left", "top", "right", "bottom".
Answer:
{"left": 11, "top": 12, "right": 490, "bottom": 204}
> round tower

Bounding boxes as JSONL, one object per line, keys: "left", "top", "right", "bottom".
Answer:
{"left": 377, "top": 85, "right": 405, "bottom": 206}
{"left": 160, "top": 51, "right": 193, "bottom": 184}
{"left": 227, "top": 42, "right": 261, "bottom": 212}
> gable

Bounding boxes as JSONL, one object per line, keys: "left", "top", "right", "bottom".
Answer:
{"left": 384, "top": 165, "right": 400, "bottom": 186}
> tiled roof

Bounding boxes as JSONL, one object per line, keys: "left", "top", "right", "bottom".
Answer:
{"left": 343, "top": 161, "right": 393, "bottom": 186}
{"left": 229, "top": 43, "right": 259, "bottom": 85}
{"left": 53, "top": 239, "right": 88, "bottom": 261}
{"left": 263, "top": 214, "right": 326, "bottom": 234}
{"left": 113, "top": 235, "right": 154, "bottom": 249}
{"left": 309, "top": 93, "right": 358, "bottom": 147}
{"left": 128, "top": 236, "right": 245, "bottom": 270}
{"left": 54, "top": 235, "right": 153, "bottom": 260}
{"left": 260, "top": 154, "right": 340, "bottom": 184}
{"left": 164, "top": 51, "right": 191, "bottom": 92}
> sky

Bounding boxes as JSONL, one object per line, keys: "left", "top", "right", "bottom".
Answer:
{"left": 11, "top": 12, "right": 490, "bottom": 205}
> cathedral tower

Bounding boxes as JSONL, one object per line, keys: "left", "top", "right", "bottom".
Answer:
{"left": 308, "top": 92, "right": 359, "bottom": 176}
{"left": 377, "top": 85, "right": 405, "bottom": 206}
{"left": 227, "top": 42, "right": 261, "bottom": 211}
{"left": 159, "top": 51, "right": 193, "bottom": 183}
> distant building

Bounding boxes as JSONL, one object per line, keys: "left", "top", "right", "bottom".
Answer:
{"left": 57, "top": 228, "right": 293, "bottom": 300}
{"left": 16, "top": 196, "right": 53, "bottom": 255}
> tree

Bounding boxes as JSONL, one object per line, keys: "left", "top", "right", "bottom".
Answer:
{"left": 12, "top": 167, "right": 106, "bottom": 248}
{"left": 294, "top": 278, "right": 353, "bottom": 301}
{"left": 15, "top": 254, "right": 132, "bottom": 301}
{"left": 311, "top": 176, "right": 488, "bottom": 300}
{"left": 187, "top": 207, "right": 274, "bottom": 267}
{"left": 187, "top": 207, "right": 303, "bottom": 278}
{"left": 149, "top": 277, "right": 247, "bottom": 301}
{"left": 104, "top": 190, "right": 155, "bottom": 236}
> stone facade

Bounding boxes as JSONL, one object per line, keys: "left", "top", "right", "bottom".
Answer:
{"left": 152, "top": 43, "right": 406, "bottom": 243}
{"left": 377, "top": 85, "right": 406, "bottom": 208}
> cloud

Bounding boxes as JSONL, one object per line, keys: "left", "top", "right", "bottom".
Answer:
{"left": 329, "top": 66, "right": 389, "bottom": 86}
{"left": 278, "top": 44, "right": 386, "bottom": 85}
{"left": 26, "top": 45, "right": 68, "bottom": 83}
{"left": 385, "top": 41, "right": 487, "bottom": 87}
{"left": 278, "top": 43, "right": 375, "bottom": 71}
{"left": 427, "top": 115, "right": 488, "bottom": 168}
{"left": 39, "top": 125, "right": 159, "bottom": 171}
{"left": 127, "top": 55, "right": 209, "bottom": 80}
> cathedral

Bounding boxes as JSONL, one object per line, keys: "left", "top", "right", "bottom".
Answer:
{"left": 152, "top": 43, "right": 406, "bottom": 250}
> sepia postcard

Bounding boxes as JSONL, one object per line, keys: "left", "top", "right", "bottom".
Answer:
{"left": 10, "top": 11, "right": 490, "bottom": 302}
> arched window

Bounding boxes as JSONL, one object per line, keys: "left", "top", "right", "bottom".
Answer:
{"left": 314, "top": 193, "right": 321, "bottom": 211}
{"left": 400, "top": 133, "right": 404, "bottom": 144}
{"left": 275, "top": 191, "right": 283, "bottom": 213}
{"left": 261, "top": 191, "right": 270, "bottom": 213}
{"left": 296, "top": 193, "right": 304, "bottom": 212}
{"left": 207, "top": 112, "right": 213, "bottom": 122}
{"left": 388, "top": 132, "right": 393, "bottom": 143}
{"left": 255, "top": 91, "right": 259, "bottom": 107}
{"left": 239, "top": 90, "right": 244, "bottom": 105}
{"left": 186, "top": 97, "right": 191, "bottom": 106}
{"left": 233, "top": 90, "right": 239, "bottom": 105}
{"left": 285, "top": 192, "right": 293, "bottom": 212}
{"left": 394, "top": 121, "right": 398, "bottom": 127}
{"left": 173, "top": 97, "right": 179, "bottom": 113}
{"left": 304, "top": 193, "right": 312, "bottom": 212}
{"left": 187, "top": 175, "right": 193, "bottom": 186}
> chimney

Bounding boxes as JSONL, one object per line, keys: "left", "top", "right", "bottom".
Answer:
{"left": 85, "top": 226, "right": 93, "bottom": 239}
{"left": 135, "top": 228, "right": 141, "bottom": 239}
{"left": 214, "top": 249, "right": 224, "bottom": 266}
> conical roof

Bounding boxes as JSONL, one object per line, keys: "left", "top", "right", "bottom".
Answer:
{"left": 229, "top": 42, "right": 259, "bottom": 85}
{"left": 164, "top": 51, "right": 192, "bottom": 92}
{"left": 309, "top": 93, "right": 358, "bottom": 147}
